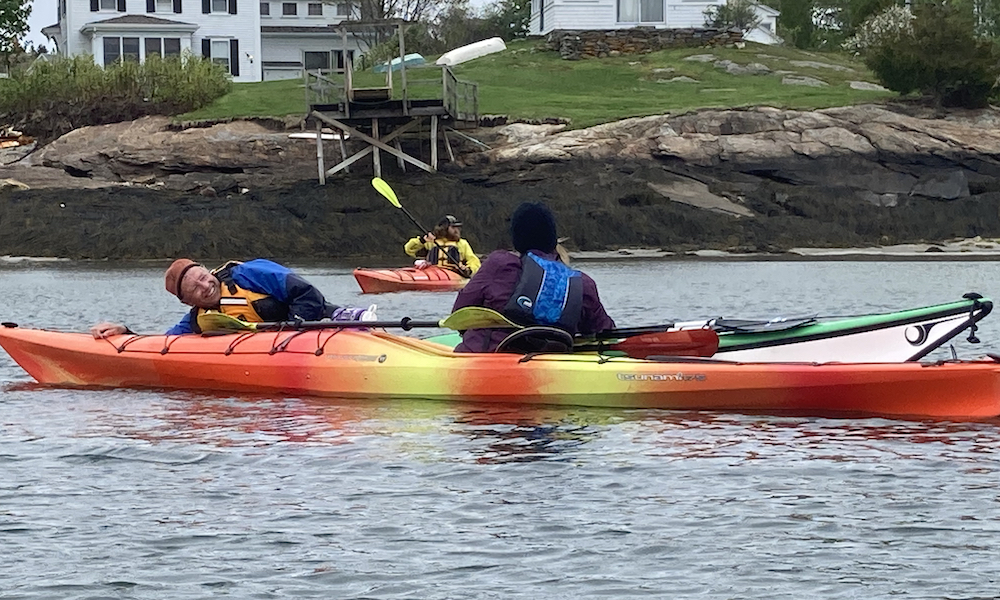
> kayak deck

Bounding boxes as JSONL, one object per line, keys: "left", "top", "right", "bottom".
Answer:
{"left": 2, "top": 325, "right": 999, "bottom": 420}
{"left": 353, "top": 266, "right": 468, "bottom": 293}
{"left": 426, "top": 295, "right": 992, "bottom": 363}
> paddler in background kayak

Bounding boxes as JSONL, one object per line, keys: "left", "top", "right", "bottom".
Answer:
{"left": 451, "top": 202, "right": 615, "bottom": 353}
{"left": 403, "top": 215, "right": 481, "bottom": 278}
{"left": 90, "top": 258, "right": 376, "bottom": 338}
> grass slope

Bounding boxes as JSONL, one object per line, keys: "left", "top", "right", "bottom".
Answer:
{"left": 180, "top": 39, "right": 892, "bottom": 127}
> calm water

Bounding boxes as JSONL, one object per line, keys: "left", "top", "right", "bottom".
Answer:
{"left": 2, "top": 259, "right": 1000, "bottom": 599}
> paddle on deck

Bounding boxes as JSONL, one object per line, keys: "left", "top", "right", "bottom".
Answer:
{"left": 197, "top": 306, "right": 519, "bottom": 333}
{"left": 446, "top": 307, "right": 719, "bottom": 357}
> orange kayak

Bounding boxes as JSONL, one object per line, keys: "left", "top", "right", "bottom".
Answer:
{"left": 353, "top": 266, "right": 468, "bottom": 293}
{"left": 2, "top": 324, "right": 999, "bottom": 420}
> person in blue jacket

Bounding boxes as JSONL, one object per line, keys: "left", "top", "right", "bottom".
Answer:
{"left": 90, "top": 258, "right": 374, "bottom": 338}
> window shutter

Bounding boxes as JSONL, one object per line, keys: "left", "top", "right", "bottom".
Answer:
{"left": 146, "top": 0, "right": 154, "bottom": 11}
{"left": 117, "top": 0, "right": 126, "bottom": 10}
{"left": 173, "top": 0, "right": 182, "bottom": 11}
{"left": 202, "top": 0, "right": 210, "bottom": 12}
{"left": 229, "top": 0, "right": 237, "bottom": 13}
{"left": 90, "top": 0, "right": 98, "bottom": 10}
{"left": 229, "top": 39, "right": 240, "bottom": 76}
{"left": 202, "top": 38, "right": 211, "bottom": 57}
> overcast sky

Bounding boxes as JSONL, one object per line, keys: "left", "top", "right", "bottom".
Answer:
{"left": 26, "top": 0, "right": 54, "bottom": 49}
{"left": 24, "top": 0, "right": 492, "bottom": 51}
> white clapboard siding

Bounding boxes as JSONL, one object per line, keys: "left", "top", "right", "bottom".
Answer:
{"left": 534, "top": 0, "right": 781, "bottom": 44}
{"left": 51, "top": 0, "right": 363, "bottom": 81}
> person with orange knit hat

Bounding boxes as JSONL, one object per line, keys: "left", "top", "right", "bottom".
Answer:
{"left": 90, "top": 258, "right": 375, "bottom": 338}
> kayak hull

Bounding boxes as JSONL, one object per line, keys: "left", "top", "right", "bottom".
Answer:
{"left": 353, "top": 266, "right": 468, "bottom": 293}
{"left": 2, "top": 326, "right": 999, "bottom": 420}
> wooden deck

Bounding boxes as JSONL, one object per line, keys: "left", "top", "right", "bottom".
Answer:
{"left": 304, "top": 21, "right": 481, "bottom": 183}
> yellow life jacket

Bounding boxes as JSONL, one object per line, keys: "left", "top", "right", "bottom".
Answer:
{"left": 194, "top": 261, "right": 284, "bottom": 324}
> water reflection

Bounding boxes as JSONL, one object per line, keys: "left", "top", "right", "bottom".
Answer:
{"left": 7, "top": 382, "right": 1000, "bottom": 469}
{"left": 452, "top": 406, "right": 612, "bottom": 464}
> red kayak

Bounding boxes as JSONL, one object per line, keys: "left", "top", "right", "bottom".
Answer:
{"left": 353, "top": 266, "right": 469, "bottom": 294}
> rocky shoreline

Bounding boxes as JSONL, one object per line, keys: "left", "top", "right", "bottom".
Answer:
{"left": 2, "top": 103, "right": 1000, "bottom": 261}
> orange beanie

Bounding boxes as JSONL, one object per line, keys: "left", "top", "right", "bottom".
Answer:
{"left": 164, "top": 258, "right": 199, "bottom": 300}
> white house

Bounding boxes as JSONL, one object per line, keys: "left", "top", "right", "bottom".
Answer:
{"left": 41, "top": 0, "right": 365, "bottom": 82}
{"left": 530, "top": 0, "right": 781, "bottom": 45}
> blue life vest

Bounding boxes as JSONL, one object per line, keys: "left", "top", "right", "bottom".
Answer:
{"left": 503, "top": 252, "right": 583, "bottom": 334}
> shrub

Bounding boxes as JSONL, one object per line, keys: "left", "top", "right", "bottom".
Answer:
{"left": 842, "top": 4, "right": 913, "bottom": 56}
{"left": 704, "top": 0, "right": 763, "bottom": 33}
{"left": 848, "top": 2, "right": 999, "bottom": 108}
{"left": 0, "top": 52, "right": 232, "bottom": 141}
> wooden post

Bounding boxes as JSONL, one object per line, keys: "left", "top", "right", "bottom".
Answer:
{"left": 398, "top": 22, "right": 408, "bottom": 116}
{"left": 431, "top": 115, "right": 438, "bottom": 170}
{"left": 442, "top": 126, "right": 455, "bottom": 162}
{"left": 372, "top": 118, "right": 381, "bottom": 178}
{"left": 342, "top": 26, "right": 351, "bottom": 118}
{"left": 316, "top": 119, "right": 326, "bottom": 184}
{"left": 338, "top": 129, "right": 349, "bottom": 174}
{"left": 394, "top": 138, "right": 405, "bottom": 171}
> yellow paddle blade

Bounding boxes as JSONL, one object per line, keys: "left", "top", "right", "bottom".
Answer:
{"left": 197, "top": 311, "right": 259, "bottom": 332}
{"left": 371, "top": 177, "right": 401, "bottom": 208}
{"left": 440, "top": 306, "right": 521, "bottom": 331}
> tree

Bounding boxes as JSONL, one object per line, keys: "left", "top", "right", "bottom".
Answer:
{"left": 951, "top": 0, "right": 1000, "bottom": 37}
{"left": 775, "top": 0, "right": 815, "bottom": 47}
{"left": 855, "top": 2, "right": 999, "bottom": 108}
{"left": 703, "top": 0, "right": 763, "bottom": 33}
{"left": 483, "top": 0, "right": 530, "bottom": 40}
{"left": 356, "top": 0, "right": 443, "bottom": 22}
{"left": 0, "top": 0, "right": 31, "bottom": 72}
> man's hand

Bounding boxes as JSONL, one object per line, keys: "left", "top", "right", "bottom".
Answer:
{"left": 457, "top": 264, "right": 473, "bottom": 278}
{"left": 423, "top": 232, "right": 436, "bottom": 244}
{"left": 90, "top": 322, "right": 129, "bottom": 339}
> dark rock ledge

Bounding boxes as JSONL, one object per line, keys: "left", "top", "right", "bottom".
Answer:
{"left": 2, "top": 103, "right": 1000, "bottom": 261}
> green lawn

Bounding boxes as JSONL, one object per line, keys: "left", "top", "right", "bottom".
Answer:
{"left": 179, "top": 39, "right": 893, "bottom": 127}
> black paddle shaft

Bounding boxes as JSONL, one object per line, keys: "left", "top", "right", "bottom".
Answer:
{"left": 251, "top": 317, "right": 444, "bottom": 332}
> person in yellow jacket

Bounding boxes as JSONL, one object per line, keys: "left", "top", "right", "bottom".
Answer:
{"left": 403, "top": 214, "right": 481, "bottom": 278}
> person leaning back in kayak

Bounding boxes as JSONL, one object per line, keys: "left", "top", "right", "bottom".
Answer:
{"left": 403, "top": 215, "right": 481, "bottom": 278}
{"left": 451, "top": 202, "right": 615, "bottom": 353}
{"left": 89, "top": 258, "right": 376, "bottom": 338}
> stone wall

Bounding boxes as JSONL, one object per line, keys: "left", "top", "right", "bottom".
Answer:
{"left": 545, "top": 28, "right": 744, "bottom": 60}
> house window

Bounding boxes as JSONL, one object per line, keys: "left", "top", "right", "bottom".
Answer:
{"left": 260, "top": 1, "right": 269, "bottom": 14}
{"left": 103, "top": 36, "right": 140, "bottom": 64}
{"left": 145, "top": 37, "right": 181, "bottom": 57}
{"left": 99, "top": 0, "right": 117, "bottom": 9}
{"left": 212, "top": 39, "right": 230, "bottom": 72}
{"left": 617, "top": 0, "right": 663, "bottom": 22}
{"left": 164, "top": 38, "right": 181, "bottom": 55}
{"left": 336, "top": 2, "right": 350, "bottom": 15}
{"left": 282, "top": 2, "right": 296, "bottom": 14}
{"left": 307, "top": 2, "right": 321, "bottom": 14}
{"left": 334, "top": 49, "right": 355, "bottom": 70}
{"left": 212, "top": 0, "right": 228, "bottom": 11}
{"left": 156, "top": 0, "right": 172, "bottom": 11}
{"left": 122, "top": 37, "right": 140, "bottom": 61}
{"left": 304, "top": 51, "right": 329, "bottom": 70}
{"left": 103, "top": 36, "right": 120, "bottom": 64}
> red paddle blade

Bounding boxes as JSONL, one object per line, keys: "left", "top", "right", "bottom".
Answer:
{"left": 610, "top": 329, "right": 719, "bottom": 359}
